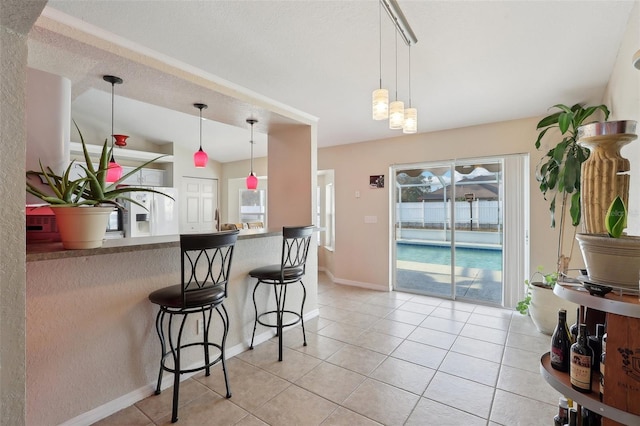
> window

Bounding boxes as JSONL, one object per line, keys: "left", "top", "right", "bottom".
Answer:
{"left": 324, "top": 183, "right": 334, "bottom": 249}
{"left": 239, "top": 189, "right": 266, "bottom": 224}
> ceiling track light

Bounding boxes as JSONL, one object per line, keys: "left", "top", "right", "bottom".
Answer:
{"left": 403, "top": 45, "right": 417, "bottom": 134}
{"left": 372, "top": 1, "right": 389, "bottom": 120}
{"left": 246, "top": 118, "right": 258, "bottom": 190}
{"left": 380, "top": 0, "right": 417, "bottom": 47}
{"left": 389, "top": 30, "right": 404, "bottom": 130}
{"left": 193, "top": 103, "right": 209, "bottom": 168}
{"left": 103, "top": 75, "right": 125, "bottom": 183}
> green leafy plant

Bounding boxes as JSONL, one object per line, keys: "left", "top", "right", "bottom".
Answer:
{"left": 535, "top": 103, "right": 610, "bottom": 273}
{"left": 605, "top": 195, "right": 627, "bottom": 238}
{"left": 516, "top": 266, "right": 558, "bottom": 314}
{"left": 26, "top": 121, "right": 170, "bottom": 209}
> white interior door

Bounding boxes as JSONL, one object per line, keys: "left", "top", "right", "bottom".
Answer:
{"left": 180, "top": 177, "right": 218, "bottom": 233}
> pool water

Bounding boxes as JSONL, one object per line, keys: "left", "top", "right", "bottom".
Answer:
{"left": 396, "top": 243, "right": 502, "bottom": 271}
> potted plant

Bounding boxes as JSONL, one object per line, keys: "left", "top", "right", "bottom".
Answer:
{"left": 576, "top": 196, "right": 640, "bottom": 291}
{"left": 535, "top": 103, "right": 610, "bottom": 274}
{"left": 517, "top": 267, "right": 577, "bottom": 334}
{"left": 26, "top": 121, "right": 171, "bottom": 249}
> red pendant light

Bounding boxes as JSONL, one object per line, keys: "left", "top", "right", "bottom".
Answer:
{"left": 103, "top": 75, "right": 125, "bottom": 183}
{"left": 193, "top": 103, "right": 209, "bottom": 168}
{"left": 246, "top": 118, "right": 258, "bottom": 190}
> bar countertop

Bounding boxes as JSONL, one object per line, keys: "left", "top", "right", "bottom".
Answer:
{"left": 26, "top": 228, "right": 282, "bottom": 262}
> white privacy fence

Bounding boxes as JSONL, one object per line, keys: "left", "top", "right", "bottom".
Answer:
{"left": 397, "top": 200, "right": 502, "bottom": 229}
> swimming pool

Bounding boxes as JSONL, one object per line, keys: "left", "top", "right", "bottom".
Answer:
{"left": 396, "top": 242, "right": 502, "bottom": 271}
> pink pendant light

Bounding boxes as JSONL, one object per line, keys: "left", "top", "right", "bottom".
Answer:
{"left": 193, "top": 103, "right": 209, "bottom": 168}
{"left": 246, "top": 118, "right": 258, "bottom": 190}
{"left": 103, "top": 75, "right": 125, "bottom": 183}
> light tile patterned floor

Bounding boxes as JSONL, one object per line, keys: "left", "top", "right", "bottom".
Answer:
{"left": 94, "top": 273, "right": 560, "bottom": 426}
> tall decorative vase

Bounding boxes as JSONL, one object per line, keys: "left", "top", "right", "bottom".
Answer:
{"left": 577, "top": 120, "right": 637, "bottom": 234}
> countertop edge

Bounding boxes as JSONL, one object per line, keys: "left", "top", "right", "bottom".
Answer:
{"left": 26, "top": 229, "right": 282, "bottom": 262}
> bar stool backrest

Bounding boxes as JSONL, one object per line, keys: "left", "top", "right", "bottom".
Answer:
{"left": 180, "top": 230, "right": 239, "bottom": 307}
{"left": 281, "top": 226, "right": 314, "bottom": 281}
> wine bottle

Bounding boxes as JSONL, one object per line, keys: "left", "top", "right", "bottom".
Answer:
{"left": 553, "top": 396, "right": 569, "bottom": 426}
{"left": 581, "top": 406, "right": 602, "bottom": 426}
{"left": 570, "top": 323, "right": 593, "bottom": 393}
{"left": 588, "top": 323, "right": 604, "bottom": 372}
{"left": 564, "top": 407, "right": 577, "bottom": 426}
{"left": 551, "top": 309, "right": 572, "bottom": 372}
{"left": 569, "top": 307, "right": 579, "bottom": 343}
{"left": 600, "top": 332, "right": 606, "bottom": 401}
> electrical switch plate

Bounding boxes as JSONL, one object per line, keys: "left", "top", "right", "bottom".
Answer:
{"left": 364, "top": 215, "right": 377, "bottom": 223}
{"left": 196, "top": 319, "right": 204, "bottom": 335}
{"left": 355, "top": 190, "right": 360, "bottom": 198}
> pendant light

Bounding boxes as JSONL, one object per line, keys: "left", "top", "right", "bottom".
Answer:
{"left": 103, "top": 75, "right": 124, "bottom": 183}
{"left": 389, "top": 30, "right": 404, "bottom": 129}
{"left": 193, "top": 103, "right": 209, "bottom": 168}
{"left": 403, "top": 45, "right": 417, "bottom": 134}
{"left": 372, "top": 1, "right": 388, "bottom": 120}
{"left": 246, "top": 118, "right": 258, "bottom": 190}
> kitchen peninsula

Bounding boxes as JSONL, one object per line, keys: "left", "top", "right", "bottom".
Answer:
{"left": 26, "top": 229, "right": 318, "bottom": 425}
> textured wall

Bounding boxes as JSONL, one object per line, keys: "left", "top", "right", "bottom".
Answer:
{"left": 0, "top": 1, "right": 48, "bottom": 424}
{"left": 26, "top": 236, "right": 318, "bottom": 425}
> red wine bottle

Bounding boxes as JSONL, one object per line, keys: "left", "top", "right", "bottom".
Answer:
{"left": 569, "top": 307, "right": 579, "bottom": 343}
{"left": 551, "top": 309, "right": 572, "bottom": 372}
{"left": 599, "top": 332, "right": 606, "bottom": 401}
{"left": 570, "top": 324, "right": 593, "bottom": 393}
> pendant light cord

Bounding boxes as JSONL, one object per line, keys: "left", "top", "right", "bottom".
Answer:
{"left": 109, "top": 81, "right": 116, "bottom": 162}
{"left": 394, "top": 30, "right": 398, "bottom": 101}
{"left": 408, "top": 46, "right": 412, "bottom": 108}
{"left": 199, "top": 108, "right": 203, "bottom": 150}
{"left": 378, "top": 1, "right": 382, "bottom": 90}
{"left": 250, "top": 122, "right": 254, "bottom": 174}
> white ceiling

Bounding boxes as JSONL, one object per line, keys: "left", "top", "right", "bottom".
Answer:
{"left": 27, "top": 0, "right": 637, "bottom": 163}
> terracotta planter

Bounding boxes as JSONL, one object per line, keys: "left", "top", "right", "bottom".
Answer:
{"left": 51, "top": 206, "right": 113, "bottom": 249}
{"left": 577, "top": 120, "right": 637, "bottom": 234}
{"left": 528, "top": 282, "right": 578, "bottom": 335}
{"left": 576, "top": 233, "right": 640, "bottom": 291}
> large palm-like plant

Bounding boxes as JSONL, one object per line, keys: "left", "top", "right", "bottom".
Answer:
{"left": 535, "top": 103, "right": 609, "bottom": 273}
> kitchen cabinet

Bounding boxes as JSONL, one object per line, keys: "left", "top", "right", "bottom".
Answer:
{"left": 540, "top": 283, "right": 640, "bottom": 426}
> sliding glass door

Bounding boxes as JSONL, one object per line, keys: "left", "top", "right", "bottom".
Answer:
{"left": 392, "top": 158, "right": 505, "bottom": 305}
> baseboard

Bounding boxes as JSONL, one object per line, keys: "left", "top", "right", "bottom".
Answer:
{"left": 332, "top": 276, "right": 390, "bottom": 292}
{"left": 60, "top": 309, "right": 320, "bottom": 426}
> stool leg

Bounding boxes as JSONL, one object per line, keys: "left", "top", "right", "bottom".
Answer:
{"left": 169, "top": 314, "right": 188, "bottom": 423}
{"left": 300, "top": 280, "right": 307, "bottom": 346}
{"left": 219, "top": 303, "right": 232, "bottom": 398}
{"left": 202, "top": 309, "right": 211, "bottom": 376}
{"left": 249, "top": 281, "right": 260, "bottom": 349}
{"left": 275, "top": 283, "right": 285, "bottom": 361}
{"left": 154, "top": 309, "right": 166, "bottom": 395}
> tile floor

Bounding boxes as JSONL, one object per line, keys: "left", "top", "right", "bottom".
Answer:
{"left": 94, "top": 273, "right": 560, "bottom": 426}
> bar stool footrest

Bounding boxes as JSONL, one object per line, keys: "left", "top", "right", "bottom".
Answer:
{"left": 257, "top": 309, "right": 303, "bottom": 329}
{"left": 160, "top": 342, "right": 224, "bottom": 375}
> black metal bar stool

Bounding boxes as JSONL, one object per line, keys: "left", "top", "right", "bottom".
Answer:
{"left": 148, "top": 230, "right": 239, "bottom": 423}
{"left": 249, "top": 225, "right": 314, "bottom": 361}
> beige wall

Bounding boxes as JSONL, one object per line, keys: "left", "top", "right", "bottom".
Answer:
{"left": 604, "top": 1, "right": 640, "bottom": 235}
{"left": 318, "top": 118, "right": 556, "bottom": 295}
{"left": 1, "top": 2, "right": 47, "bottom": 424}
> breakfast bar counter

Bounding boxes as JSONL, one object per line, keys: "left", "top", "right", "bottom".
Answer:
{"left": 25, "top": 230, "right": 318, "bottom": 425}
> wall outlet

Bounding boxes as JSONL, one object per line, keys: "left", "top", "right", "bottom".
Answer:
{"left": 196, "top": 319, "right": 204, "bottom": 335}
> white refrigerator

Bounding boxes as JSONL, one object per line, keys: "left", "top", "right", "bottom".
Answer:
{"left": 123, "top": 187, "right": 179, "bottom": 237}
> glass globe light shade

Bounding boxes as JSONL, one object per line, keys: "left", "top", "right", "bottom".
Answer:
{"left": 402, "top": 108, "right": 418, "bottom": 134}
{"left": 372, "top": 88, "right": 389, "bottom": 120}
{"left": 194, "top": 148, "right": 208, "bottom": 168}
{"left": 246, "top": 173, "right": 258, "bottom": 190}
{"left": 389, "top": 100, "right": 405, "bottom": 129}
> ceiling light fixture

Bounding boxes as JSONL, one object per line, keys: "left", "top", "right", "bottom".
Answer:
{"left": 388, "top": 30, "right": 404, "bottom": 130}
{"left": 246, "top": 118, "right": 258, "bottom": 190}
{"left": 193, "top": 103, "right": 208, "bottom": 168}
{"left": 380, "top": 0, "right": 417, "bottom": 47}
{"left": 103, "top": 75, "right": 124, "bottom": 183}
{"left": 372, "top": 1, "right": 388, "bottom": 120}
{"left": 403, "top": 45, "right": 417, "bottom": 134}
